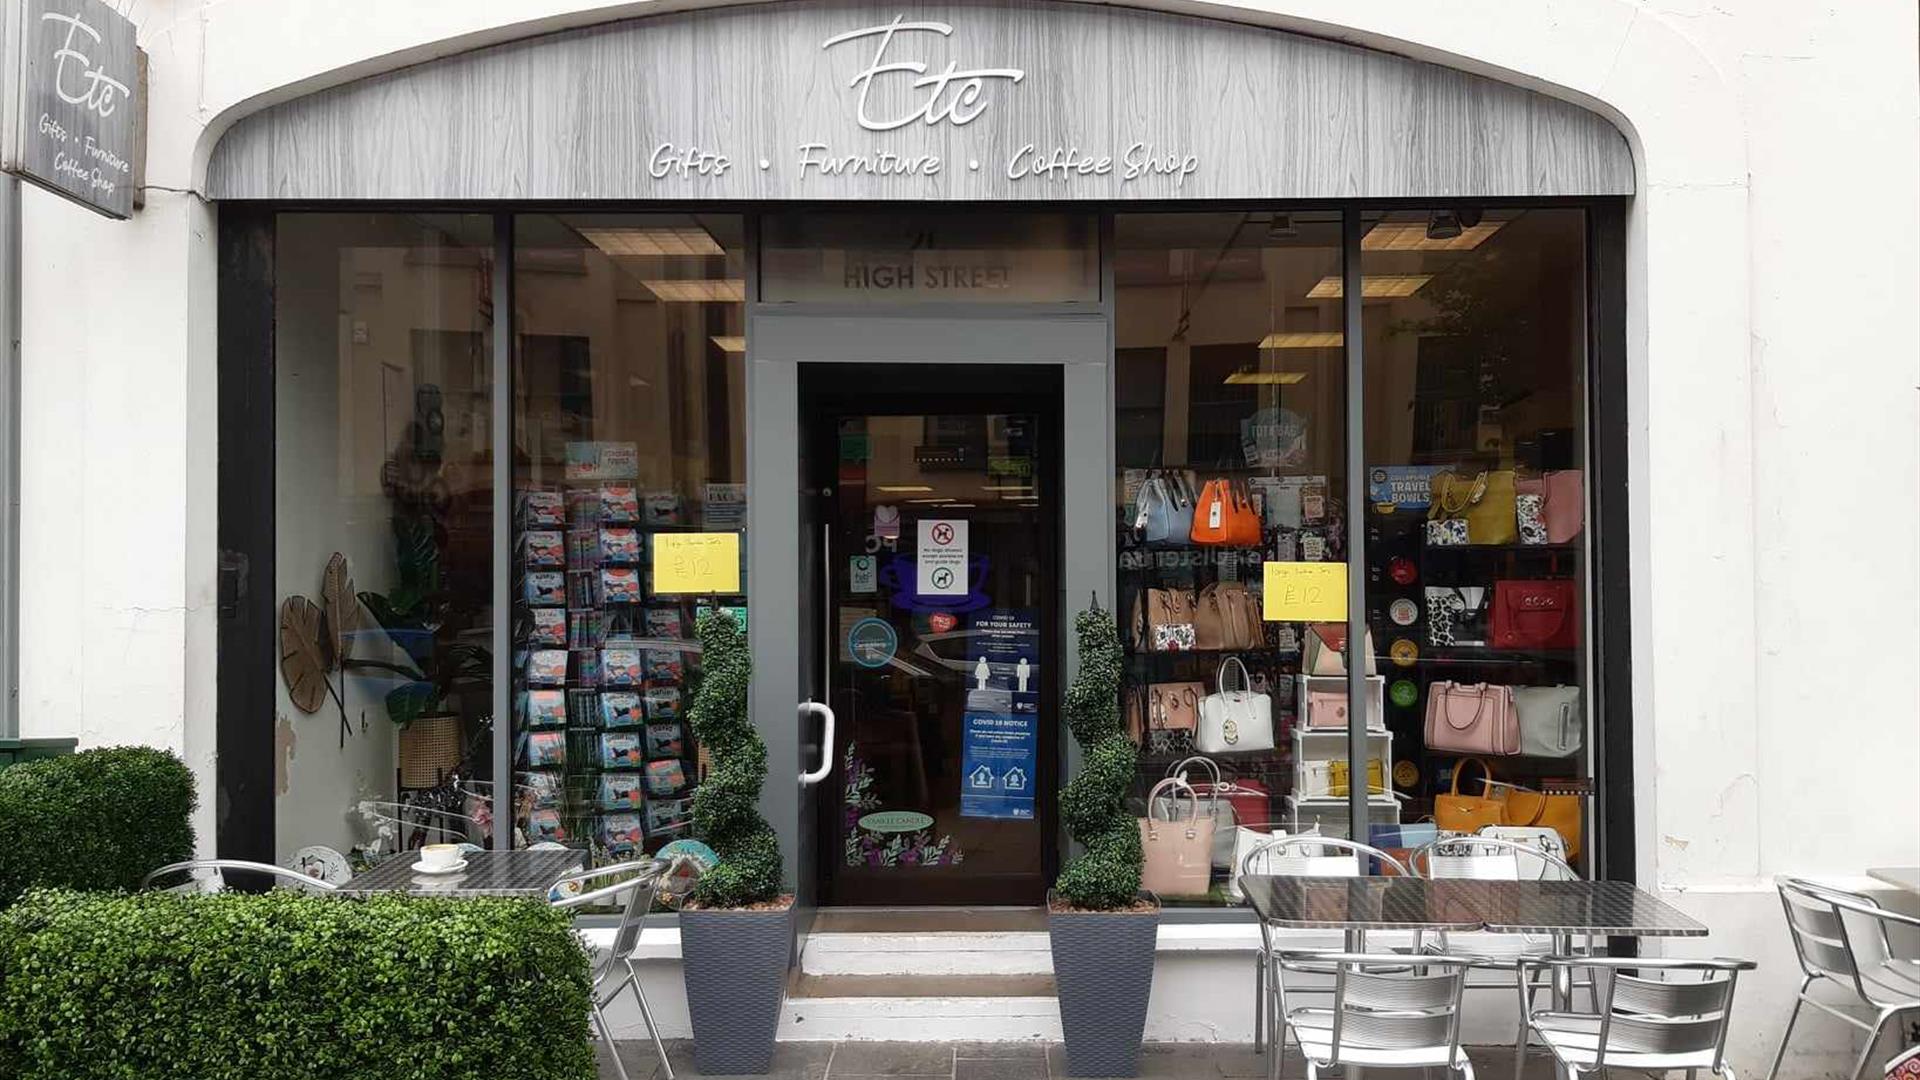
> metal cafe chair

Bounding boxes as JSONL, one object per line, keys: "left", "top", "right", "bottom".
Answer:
{"left": 1768, "top": 876, "right": 1920, "bottom": 1080}
{"left": 1409, "top": 833, "right": 1596, "bottom": 1078}
{"left": 550, "top": 857, "right": 679, "bottom": 1080}
{"left": 1273, "top": 950, "right": 1479, "bottom": 1080}
{"left": 1516, "top": 955, "right": 1755, "bottom": 1079}
{"left": 140, "top": 858, "right": 340, "bottom": 894}
{"left": 1243, "top": 835, "right": 1413, "bottom": 1064}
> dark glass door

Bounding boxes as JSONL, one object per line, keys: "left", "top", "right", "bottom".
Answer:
{"left": 805, "top": 366, "right": 1060, "bottom": 906}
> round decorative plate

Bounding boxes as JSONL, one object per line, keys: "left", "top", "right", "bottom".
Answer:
{"left": 1389, "top": 638, "right": 1420, "bottom": 667}
{"left": 1388, "top": 598, "right": 1419, "bottom": 626}
{"left": 1392, "top": 760, "right": 1420, "bottom": 790}
{"left": 290, "top": 845, "right": 352, "bottom": 885}
{"left": 1389, "top": 679, "right": 1420, "bottom": 708}
{"left": 1388, "top": 556, "right": 1418, "bottom": 586}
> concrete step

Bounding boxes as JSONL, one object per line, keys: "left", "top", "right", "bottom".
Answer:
{"left": 800, "top": 930, "right": 1055, "bottom": 976}
{"left": 779, "top": 972, "right": 1062, "bottom": 1041}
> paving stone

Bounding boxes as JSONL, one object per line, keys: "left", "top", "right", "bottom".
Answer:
{"left": 827, "top": 1042, "right": 956, "bottom": 1077}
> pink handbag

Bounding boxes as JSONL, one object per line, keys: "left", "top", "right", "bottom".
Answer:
{"left": 1517, "top": 471, "right": 1584, "bottom": 544}
{"left": 1139, "top": 778, "right": 1216, "bottom": 897}
{"left": 1423, "top": 681, "right": 1519, "bottom": 755}
{"left": 1305, "top": 688, "right": 1349, "bottom": 730}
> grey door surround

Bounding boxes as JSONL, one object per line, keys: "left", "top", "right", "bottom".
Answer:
{"left": 747, "top": 311, "right": 1111, "bottom": 893}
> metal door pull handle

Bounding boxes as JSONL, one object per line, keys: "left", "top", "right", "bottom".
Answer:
{"left": 799, "top": 700, "right": 836, "bottom": 785}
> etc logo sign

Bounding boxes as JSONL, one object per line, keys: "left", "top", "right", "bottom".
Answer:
{"left": 822, "top": 15, "right": 1025, "bottom": 131}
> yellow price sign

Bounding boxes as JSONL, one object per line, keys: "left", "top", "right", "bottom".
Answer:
{"left": 1262, "top": 561, "right": 1347, "bottom": 622}
{"left": 652, "top": 532, "right": 741, "bottom": 595}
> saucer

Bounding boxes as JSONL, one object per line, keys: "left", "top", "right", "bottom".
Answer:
{"left": 412, "top": 858, "right": 469, "bottom": 876}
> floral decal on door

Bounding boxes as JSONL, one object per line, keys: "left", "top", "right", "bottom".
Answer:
{"left": 843, "top": 743, "right": 964, "bottom": 867}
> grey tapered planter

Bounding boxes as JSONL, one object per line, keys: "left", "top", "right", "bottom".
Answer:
{"left": 679, "top": 904, "right": 793, "bottom": 1075}
{"left": 1048, "top": 894, "right": 1160, "bottom": 1078}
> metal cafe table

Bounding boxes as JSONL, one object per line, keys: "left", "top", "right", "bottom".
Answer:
{"left": 1240, "top": 876, "right": 1708, "bottom": 1009}
{"left": 336, "top": 849, "right": 585, "bottom": 898}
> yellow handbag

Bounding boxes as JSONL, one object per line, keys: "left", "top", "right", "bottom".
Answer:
{"left": 1434, "top": 758, "right": 1506, "bottom": 833}
{"left": 1328, "top": 758, "right": 1387, "bottom": 797}
{"left": 1428, "top": 471, "right": 1518, "bottom": 545}
{"left": 1498, "top": 781, "right": 1583, "bottom": 860}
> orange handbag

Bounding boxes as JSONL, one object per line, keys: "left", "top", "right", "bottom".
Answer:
{"left": 1189, "top": 479, "right": 1235, "bottom": 545}
{"left": 1226, "top": 482, "right": 1263, "bottom": 546}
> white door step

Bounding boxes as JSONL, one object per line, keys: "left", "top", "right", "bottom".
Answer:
{"left": 780, "top": 986, "right": 1062, "bottom": 1042}
{"left": 801, "top": 931, "right": 1054, "bottom": 976}
{"left": 789, "top": 973, "right": 1056, "bottom": 999}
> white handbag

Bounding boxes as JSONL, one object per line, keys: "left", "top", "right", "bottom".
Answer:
{"left": 1197, "top": 657, "right": 1274, "bottom": 754}
{"left": 1227, "top": 826, "right": 1312, "bottom": 901}
{"left": 1513, "top": 685, "right": 1582, "bottom": 757}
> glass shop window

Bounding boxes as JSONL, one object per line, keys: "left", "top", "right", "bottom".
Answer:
{"left": 1112, "top": 208, "right": 1597, "bottom": 905}
{"left": 1113, "top": 211, "right": 1354, "bottom": 907}
{"left": 271, "top": 213, "right": 499, "bottom": 874}
{"left": 1359, "top": 208, "right": 1593, "bottom": 875}
{"left": 510, "top": 214, "right": 748, "bottom": 868}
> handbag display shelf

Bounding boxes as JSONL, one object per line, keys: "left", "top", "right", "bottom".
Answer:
{"left": 1288, "top": 726, "right": 1401, "bottom": 840}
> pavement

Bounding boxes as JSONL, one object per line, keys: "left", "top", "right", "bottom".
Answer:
{"left": 596, "top": 1040, "right": 1561, "bottom": 1080}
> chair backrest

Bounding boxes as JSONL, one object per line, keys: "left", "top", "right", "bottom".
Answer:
{"left": 1775, "top": 877, "right": 1868, "bottom": 987}
{"left": 1594, "top": 964, "right": 1744, "bottom": 1067}
{"left": 551, "top": 858, "right": 672, "bottom": 960}
{"left": 1413, "top": 835, "right": 1577, "bottom": 882}
{"left": 1279, "top": 952, "right": 1469, "bottom": 1065}
{"left": 139, "top": 859, "right": 339, "bottom": 894}
{"left": 1242, "top": 835, "right": 1410, "bottom": 880}
{"left": 1521, "top": 957, "right": 1753, "bottom": 1072}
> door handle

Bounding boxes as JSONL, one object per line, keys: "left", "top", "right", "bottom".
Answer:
{"left": 799, "top": 700, "right": 836, "bottom": 786}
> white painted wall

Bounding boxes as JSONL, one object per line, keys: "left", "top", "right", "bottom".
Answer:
{"left": 17, "top": 1, "right": 1920, "bottom": 1075}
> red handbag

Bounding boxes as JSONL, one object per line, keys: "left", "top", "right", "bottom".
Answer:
{"left": 1490, "top": 580, "right": 1578, "bottom": 650}
{"left": 1198, "top": 777, "right": 1273, "bottom": 829}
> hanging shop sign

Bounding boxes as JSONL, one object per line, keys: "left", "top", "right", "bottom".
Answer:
{"left": 2, "top": 0, "right": 140, "bottom": 218}
{"left": 207, "top": 1, "right": 1635, "bottom": 202}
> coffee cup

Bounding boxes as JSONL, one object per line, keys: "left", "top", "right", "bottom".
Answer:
{"left": 419, "top": 843, "right": 461, "bottom": 870}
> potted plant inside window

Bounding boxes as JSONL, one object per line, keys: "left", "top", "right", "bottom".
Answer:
{"left": 680, "top": 610, "right": 791, "bottom": 1075}
{"left": 1049, "top": 604, "right": 1157, "bottom": 1077}
{"left": 353, "top": 516, "right": 489, "bottom": 786}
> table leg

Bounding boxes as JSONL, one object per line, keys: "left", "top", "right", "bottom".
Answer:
{"left": 1552, "top": 932, "right": 1573, "bottom": 1011}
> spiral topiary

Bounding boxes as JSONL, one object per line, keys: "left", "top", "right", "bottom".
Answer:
{"left": 1054, "top": 605, "right": 1144, "bottom": 910}
{"left": 687, "top": 610, "right": 784, "bottom": 907}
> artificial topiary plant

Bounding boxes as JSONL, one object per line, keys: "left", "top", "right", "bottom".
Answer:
{"left": 687, "top": 610, "right": 784, "bottom": 907}
{"left": 1055, "top": 604, "right": 1144, "bottom": 909}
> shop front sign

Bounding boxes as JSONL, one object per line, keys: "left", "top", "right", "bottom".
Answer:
{"left": 208, "top": 1, "right": 1634, "bottom": 202}
{"left": 2, "top": 0, "right": 140, "bottom": 218}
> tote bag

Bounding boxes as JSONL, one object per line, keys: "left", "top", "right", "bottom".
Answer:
{"left": 1157, "top": 757, "right": 1240, "bottom": 870}
{"left": 1140, "top": 778, "right": 1215, "bottom": 897}
{"left": 1424, "top": 681, "right": 1518, "bottom": 755}
{"left": 1434, "top": 758, "right": 1507, "bottom": 834}
{"left": 1428, "top": 470, "right": 1518, "bottom": 545}
{"left": 1490, "top": 580, "right": 1578, "bottom": 650}
{"left": 1131, "top": 474, "right": 1175, "bottom": 544}
{"left": 1190, "top": 479, "right": 1235, "bottom": 545}
{"left": 1146, "top": 682, "right": 1202, "bottom": 731}
{"left": 1304, "top": 623, "right": 1378, "bottom": 676}
{"left": 1513, "top": 685, "right": 1582, "bottom": 757}
{"left": 1196, "top": 582, "right": 1259, "bottom": 650}
{"left": 1197, "top": 656, "right": 1274, "bottom": 754}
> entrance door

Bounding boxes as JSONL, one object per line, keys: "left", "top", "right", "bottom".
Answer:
{"left": 803, "top": 365, "right": 1061, "bottom": 906}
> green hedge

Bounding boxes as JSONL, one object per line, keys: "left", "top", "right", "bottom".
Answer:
{"left": 0, "top": 889, "right": 597, "bottom": 1080}
{"left": 0, "top": 746, "right": 195, "bottom": 906}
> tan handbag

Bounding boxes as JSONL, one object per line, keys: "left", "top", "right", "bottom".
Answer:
{"left": 1146, "top": 682, "right": 1203, "bottom": 731}
{"left": 1496, "top": 781, "right": 1584, "bottom": 860}
{"left": 1132, "top": 588, "right": 1198, "bottom": 652}
{"left": 1428, "top": 470, "right": 1518, "bottom": 545}
{"left": 1139, "top": 778, "right": 1215, "bottom": 897}
{"left": 1196, "top": 582, "right": 1258, "bottom": 650}
{"left": 1434, "top": 758, "right": 1507, "bottom": 834}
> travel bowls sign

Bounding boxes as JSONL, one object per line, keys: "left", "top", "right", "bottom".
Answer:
{"left": 678, "top": 610, "right": 792, "bottom": 1075}
{"left": 1049, "top": 604, "right": 1158, "bottom": 1077}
